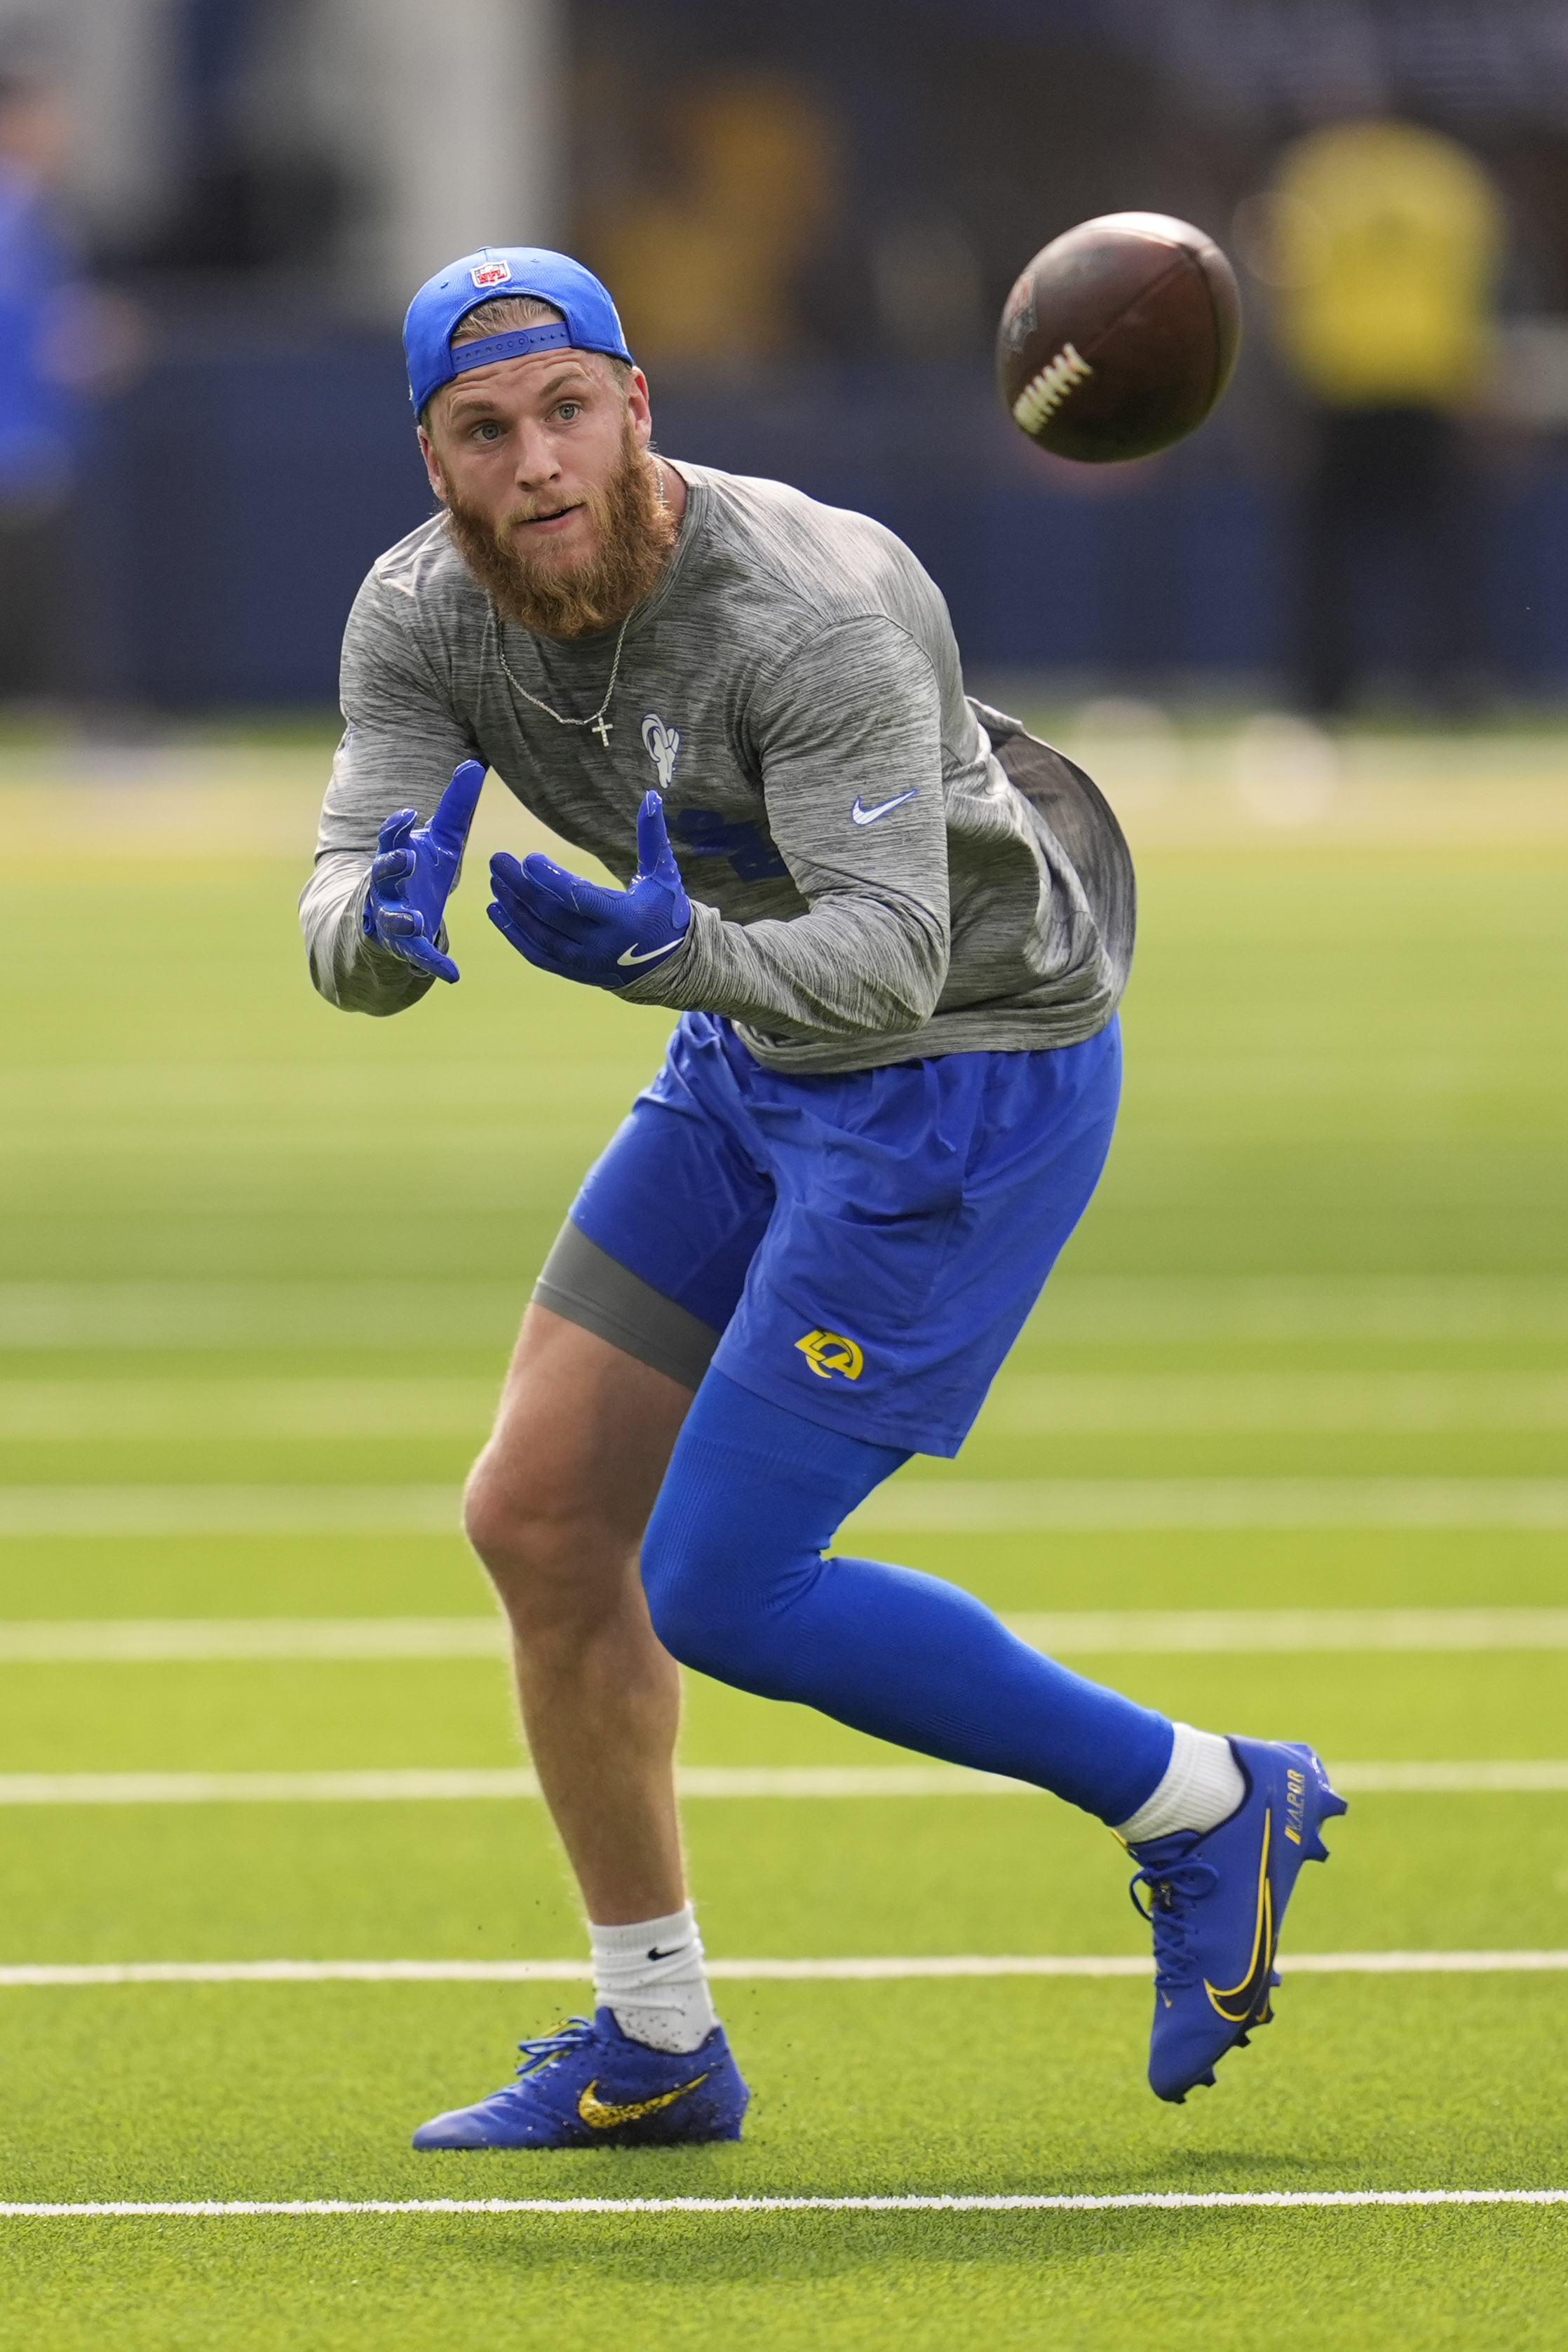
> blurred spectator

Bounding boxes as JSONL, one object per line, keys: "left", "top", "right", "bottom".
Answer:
{"left": 150, "top": 0, "right": 343, "bottom": 276}
{"left": 585, "top": 73, "right": 839, "bottom": 366}
{"left": 0, "top": 63, "right": 79, "bottom": 705}
{"left": 1257, "top": 117, "right": 1505, "bottom": 714}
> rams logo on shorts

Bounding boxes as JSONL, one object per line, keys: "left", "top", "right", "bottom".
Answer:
{"left": 795, "top": 1329, "right": 865, "bottom": 1382}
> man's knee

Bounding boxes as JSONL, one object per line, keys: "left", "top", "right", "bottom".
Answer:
{"left": 463, "top": 1454, "right": 614, "bottom": 1629}
{"left": 641, "top": 1495, "right": 766, "bottom": 1679}
{"left": 463, "top": 1454, "right": 541, "bottom": 1571}
{"left": 638, "top": 1506, "right": 684, "bottom": 1654}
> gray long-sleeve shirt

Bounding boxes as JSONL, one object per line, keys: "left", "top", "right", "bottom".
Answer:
{"left": 302, "top": 461, "right": 1133, "bottom": 1074}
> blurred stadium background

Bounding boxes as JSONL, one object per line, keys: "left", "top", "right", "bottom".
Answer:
{"left": 3, "top": 9, "right": 1568, "bottom": 2341}
{"left": 8, "top": 0, "right": 1568, "bottom": 717}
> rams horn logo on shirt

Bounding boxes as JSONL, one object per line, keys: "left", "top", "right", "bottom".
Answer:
{"left": 470, "top": 259, "right": 513, "bottom": 290}
{"left": 795, "top": 1329, "right": 865, "bottom": 1382}
{"left": 642, "top": 712, "right": 681, "bottom": 790}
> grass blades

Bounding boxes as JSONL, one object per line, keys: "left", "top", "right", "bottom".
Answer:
{"left": 0, "top": 727, "right": 1564, "bottom": 2347}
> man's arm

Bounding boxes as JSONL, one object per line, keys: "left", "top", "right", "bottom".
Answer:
{"left": 617, "top": 614, "right": 951, "bottom": 1039}
{"left": 300, "top": 571, "right": 484, "bottom": 1015}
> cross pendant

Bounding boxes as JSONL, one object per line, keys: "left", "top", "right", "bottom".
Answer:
{"left": 590, "top": 713, "right": 613, "bottom": 749}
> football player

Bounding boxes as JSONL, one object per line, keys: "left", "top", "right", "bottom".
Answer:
{"left": 302, "top": 246, "right": 1344, "bottom": 2149}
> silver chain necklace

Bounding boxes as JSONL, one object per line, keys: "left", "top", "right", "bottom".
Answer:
{"left": 491, "top": 460, "right": 668, "bottom": 751}
{"left": 495, "top": 606, "right": 630, "bottom": 751}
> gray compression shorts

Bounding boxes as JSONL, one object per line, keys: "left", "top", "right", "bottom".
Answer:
{"left": 532, "top": 1221, "right": 723, "bottom": 1391}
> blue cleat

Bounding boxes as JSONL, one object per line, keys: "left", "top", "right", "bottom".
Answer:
{"left": 1127, "top": 1736, "right": 1347, "bottom": 2105}
{"left": 411, "top": 2008, "right": 750, "bottom": 2150}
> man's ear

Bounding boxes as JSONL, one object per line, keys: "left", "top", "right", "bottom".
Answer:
{"left": 417, "top": 423, "right": 447, "bottom": 502}
{"left": 623, "top": 368, "right": 654, "bottom": 452}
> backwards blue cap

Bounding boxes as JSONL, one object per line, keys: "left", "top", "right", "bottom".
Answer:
{"left": 404, "top": 246, "right": 634, "bottom": 417}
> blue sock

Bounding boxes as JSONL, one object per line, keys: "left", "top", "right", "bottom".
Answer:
{"left": 642, "top": 1371, "right": 1172, "bottom": 1825}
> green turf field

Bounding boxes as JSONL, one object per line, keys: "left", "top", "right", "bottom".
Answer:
{"left": 1, "top": 719, "right": 1565, "bottom": 2347}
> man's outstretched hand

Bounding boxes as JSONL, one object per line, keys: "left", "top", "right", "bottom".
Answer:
{"left": 362, "top": 759, "right": 487, "bottom": 985}
{"left": 488, "top": 790, "right": 691, "bottom": 991}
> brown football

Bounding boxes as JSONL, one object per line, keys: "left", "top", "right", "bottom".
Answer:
{"left": 997, "top": 212, "right": 1241, "bottom": 463}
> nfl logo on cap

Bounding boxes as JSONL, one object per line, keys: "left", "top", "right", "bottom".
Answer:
{"left": 404, "top": 245, "right": 634, "bottom": 415}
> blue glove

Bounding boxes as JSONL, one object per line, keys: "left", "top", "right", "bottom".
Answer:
{"left": 487, "top": 790, "right": 691, "bottom": 991}
{"left": 362, "top": 759, "right": 486, "bottom": 985}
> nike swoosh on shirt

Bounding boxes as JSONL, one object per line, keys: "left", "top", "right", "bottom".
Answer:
{"left": 616, "top": 938, "right": 687, "bottom": 968}
{"left": 851, "top": 789, "right": 919, "bottom": 825}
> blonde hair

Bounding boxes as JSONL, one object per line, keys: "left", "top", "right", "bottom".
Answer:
{"left": 451, "top": 293, "right": 567, "bottom": 342}
{"left": 422, "top": 293, "right": 631, "bottom": 427}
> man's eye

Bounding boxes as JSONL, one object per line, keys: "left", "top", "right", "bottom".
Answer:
{"left": 556, "top": 402, "right": 582, "bottom": 421}
{"left": 475, "top": 421, "right": 503, "bottom": 441}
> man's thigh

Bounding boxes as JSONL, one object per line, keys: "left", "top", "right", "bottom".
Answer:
{"left": 534, "top": 1016, "right": 778, "bottom": 1392}
{"left": 712, "top": 1020, "right": 1123, "bottom": 1459}
{"left": 473, "top": 1304, "right": 695, "bottom": 1550}
{"left": 475, "top": 1019, "right": 776, "bottom": 1570}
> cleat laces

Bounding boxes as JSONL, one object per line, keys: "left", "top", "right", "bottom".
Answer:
{"left": 1128, "top": 1856, "right": 1220, "bottom": 1989}
{"left": 515, "top": 2017, "right": 597, "bottom": 2079}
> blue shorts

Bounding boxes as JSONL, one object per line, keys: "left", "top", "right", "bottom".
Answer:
{"left": 552, "top": 1012, "right": 1121, "bottom": 1458}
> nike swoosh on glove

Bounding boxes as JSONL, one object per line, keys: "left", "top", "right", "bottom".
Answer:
{"left": 362, "top": 759, "right": 487, "bottom": 985}
{"left": 487, "top": 790, "right": 691, "bottom": 991}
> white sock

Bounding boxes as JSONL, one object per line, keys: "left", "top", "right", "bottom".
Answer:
{"left": 1116, "top": 1723, "right": 1246, "bottom": 1845}
{"left": 589, "top": 1904, "right": 719, "bottom": 2055}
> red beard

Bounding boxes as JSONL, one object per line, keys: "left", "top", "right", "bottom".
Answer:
{"left": 443, "top": 425, "right": 677, "bottom": 639}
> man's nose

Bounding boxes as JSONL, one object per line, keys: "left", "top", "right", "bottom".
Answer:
{"left": 511, "top": 424, "right": 562, "bottom": 487}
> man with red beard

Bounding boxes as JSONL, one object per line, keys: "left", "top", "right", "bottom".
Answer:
{"left": 302, "top": 248, "right": 1344, "bottom": 2151}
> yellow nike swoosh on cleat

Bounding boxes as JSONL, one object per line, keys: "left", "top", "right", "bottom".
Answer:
{"left": 576, "top": 2072, "right": 710, "bottom": 2130}
{"left": 1204, "top": 1811, "right": 1276, "bottom": 2025}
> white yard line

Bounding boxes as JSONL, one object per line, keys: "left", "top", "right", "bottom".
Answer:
{"left": 1, "top": 1272, "right": 1564, "bottom": 1349}
{"left": 0, "top": 1488, "right": 462, "bottom": 1537}
{"left": 0, "top": 1280, "right": 512, "bottom": 1353}
{"left": 987, "top": 1372, "right": 1568, "bottom": 1435}
{"left": 0, "top": 1761, "right": 1557, "bottom": 1804}
{"left": 3, "top": 1479, "right": 1568, "bottom": 1537}
{"left": 3, "top": 1608, "right": 1568, "bottom": 1663}
{"left": 851, "top": 1480, "right": 1568, "bottom": 1533}
{"left": 8, "top": 1371, "right": 1568, "bottom": 1441}
{"left": 0, "top": 1619, "right": 513, "bottom": 1663}
{"left": 0, "top": 2190, "right": 1563, "bottom": 2217}
{"left": 0, "top": 1952, "right": 1564, "bottom": 1988}
{"left": 0, "top": 1381, "right": 499, "bottom": 1442}
{"left": 1007, "top": 1609, "right": 1568, "bottom": 1652}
